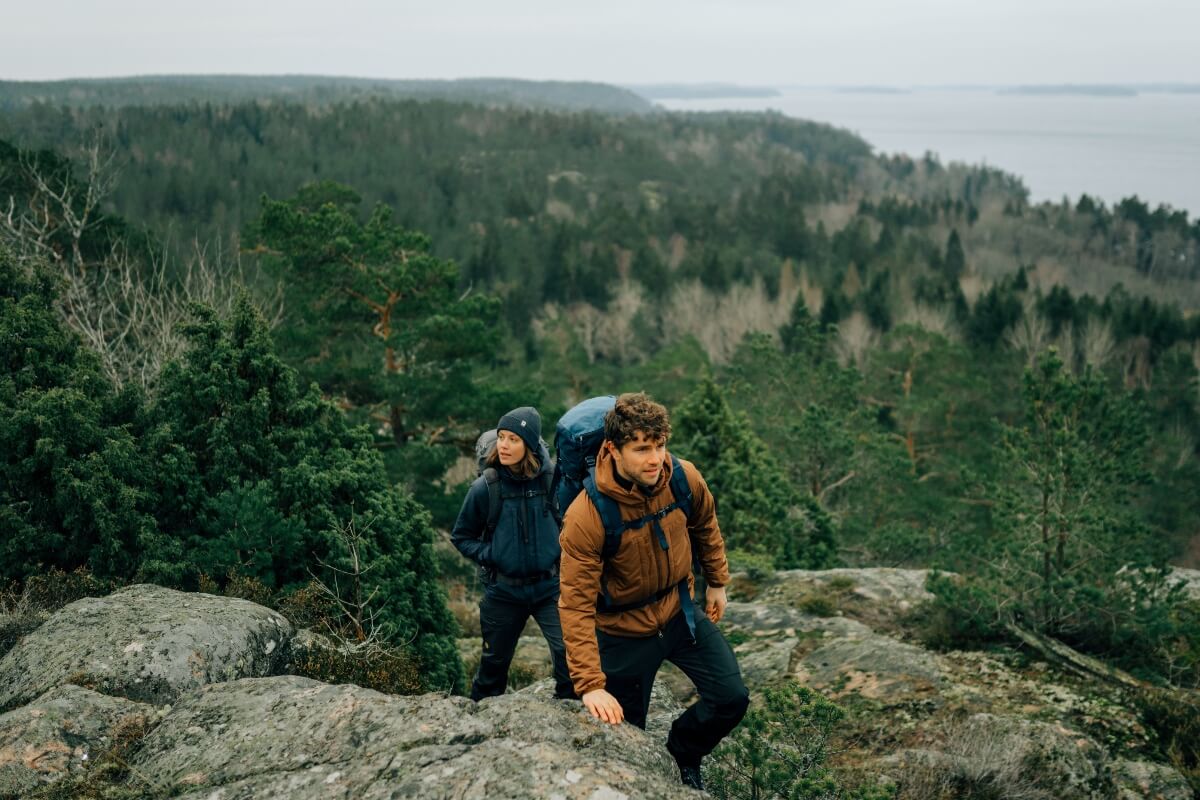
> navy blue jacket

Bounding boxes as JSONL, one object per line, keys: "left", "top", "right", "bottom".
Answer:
{"left": 451, "top": 441, "right": 561, "bottom": 602}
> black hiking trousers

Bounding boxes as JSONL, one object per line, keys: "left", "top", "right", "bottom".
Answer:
{"left": 472, "top": 590, "right": 575, "bottom": 702}
{"left": 597, "top": 611, "right": 749, "bottom": 767}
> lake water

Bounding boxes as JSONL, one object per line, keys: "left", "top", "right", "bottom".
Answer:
{"left": 659, "top": 89, "right": 1200, "bottom": 218}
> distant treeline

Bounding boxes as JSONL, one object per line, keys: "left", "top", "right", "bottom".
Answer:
{"left": 0, "top": 75, "right": 655, "bottom": 115}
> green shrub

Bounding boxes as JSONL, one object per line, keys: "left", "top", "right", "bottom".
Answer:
{"left": 797, "top": 593, "right": 839, "bottom": 617}
{"left": 1136, "top": 687, "right": 1200, "bottom": 793}
{"left": 290, "top": 641, "right": 423, "bottom": 696}
{"left": 705, "top": 682, "right": 894, "bottom": 800}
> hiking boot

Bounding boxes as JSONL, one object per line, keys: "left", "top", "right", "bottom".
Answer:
{"left": 678, "top": 763, "right": 704, "bottom": 791}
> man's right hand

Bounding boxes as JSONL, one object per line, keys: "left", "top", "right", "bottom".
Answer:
{"left": 581, "top": 689, "right": 624, "bottom": 724}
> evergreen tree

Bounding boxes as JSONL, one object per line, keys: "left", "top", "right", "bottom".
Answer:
{"left": 674, "top": 377, "right": 835, "bottom": 568}
{"left": 992, "top": 350, "right": 1154, "bottom": 637}
{"left": 942, "top": 229, "right": 966, "bottom": 280}
{"left": 144, "top": 296, "right": 463, "bottom": 691}
{"left": 0, "top": 245, "right": 163, "bottom": 582}
{"left": 245, "top": 182, "right": 513, "bottom": 515}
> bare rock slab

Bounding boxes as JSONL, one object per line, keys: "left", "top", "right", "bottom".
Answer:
{"left": 135, "top": 675, "right": 699, "bottom": 799}
{"left": 0, "top": 584, "right": 293, "bottom": 709}
{"left": 0, "top": 684, "right": 155, "bottom": 796}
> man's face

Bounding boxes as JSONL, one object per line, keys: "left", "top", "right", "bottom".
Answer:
{"left": 608, "top": 430, "right": 668, "bottom": 489}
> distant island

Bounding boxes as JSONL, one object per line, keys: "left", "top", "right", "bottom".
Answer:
{"left": 999, "top": 84, "right": 1139, "bottom": 97}
{"left": 1000, "top": 83, "right": 1200, "bottom": 97}
{"left": 628, "top": 83, "right": 781, "bottom": 100}
{"left": 834, "top": 86, "right": 911, "bottom": 95}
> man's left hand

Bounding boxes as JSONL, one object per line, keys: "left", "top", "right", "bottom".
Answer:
{"left": 705, "top": 585, "right": 727, "bottom": 623}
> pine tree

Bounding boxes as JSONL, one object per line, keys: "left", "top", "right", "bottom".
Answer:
{"left": 993, "top": 349, "right": 1152, "bottom": 637}
{"left": 674, "top": 377, "right": 835, "bottom": 568}
{"left": 245, "top": 182, "right": 512, "bottom": 517}
{"left": 943, "top": 228, "right": 966, "bottom": 280}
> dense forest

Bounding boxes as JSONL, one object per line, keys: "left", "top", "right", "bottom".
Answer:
{"left": 0, "top": 76, "right": 654, "bottom": 114}
{"left": 2, "top": 79, "right": 1200, "bottom": 790}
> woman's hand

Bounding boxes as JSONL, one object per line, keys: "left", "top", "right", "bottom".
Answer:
{"left": 581, "top": 689, "right": 624, "bottom": 724}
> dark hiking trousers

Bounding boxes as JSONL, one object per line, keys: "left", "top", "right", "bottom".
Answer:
{"left": 472, "top": 590, "right": 575, "bottom": 702}
{"left": 597, "top": 611, "right": 749, "bottom": 767}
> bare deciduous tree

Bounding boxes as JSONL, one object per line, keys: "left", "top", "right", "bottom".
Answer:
{"left": 832, "top": 311, "right": 878, "bottom": 369}
{"left": 597, "top": 279, "right": 644, "bottom": 365}
{"left": 310, "top": 515, "right": 385, "bottom": 647}
{"left": 896, "top": 302, "right": 959, "bottom": 340}
{"left": 661, "top": 277, "right": 798, "bottom": 364}
{"left": 1, "top": 132, "right": 120, "bottom": 270}
{"left": 1053, "top": 323, "right": 1079, "bottom": 374}
{"left": 2, "top": 135, "right": 282, "bottom": 394}
{"left": 57, "top": 237, "right": 282, "bottom": 393}
{"left": 565, "top": 302, "right": 604, "bottom": 364}
{"left": 1079, "top": 319, "right": 1117, "bottom": 371}
{"left": 1006, "top": 297, "right": 1051, "bottom": 367}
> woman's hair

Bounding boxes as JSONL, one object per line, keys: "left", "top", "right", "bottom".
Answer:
{"left": 486, "top": 440, "right": 541, "bottom": 479}
{"left": 604, "top": 392, "right": 671, "bottom": 449}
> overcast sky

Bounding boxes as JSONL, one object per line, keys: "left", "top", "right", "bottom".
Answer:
{"left": 3, "top": 0, "right": 1197, "bottom": 86}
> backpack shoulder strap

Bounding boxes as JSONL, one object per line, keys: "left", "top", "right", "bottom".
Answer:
{"left": 539, "top": 469, "right": 562, "bottom": 526}
{"left": 583, "top": 466, "right": 627, "bottom": 560}
{"left": 667, "top": 455, "right": 693, "bottom": 521}
{"left": 482, "top": 467, "right": 502, "bottom": 540}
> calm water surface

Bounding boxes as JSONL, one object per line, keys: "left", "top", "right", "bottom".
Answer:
{"left": 660, "top": 89, "right": 1200, "bottom": 217}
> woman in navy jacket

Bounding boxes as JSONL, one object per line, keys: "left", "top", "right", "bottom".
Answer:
{"left": 451, "top": 406, "right": 574, "bottom": 701}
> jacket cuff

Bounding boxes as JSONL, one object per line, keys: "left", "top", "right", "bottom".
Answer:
{"left": 575, "top": 676, "right": 606, "bottom": 696}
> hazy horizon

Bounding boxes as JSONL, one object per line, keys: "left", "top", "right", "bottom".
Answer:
{"left": 3, "top": 0, "right": 1197, "bottom": 87}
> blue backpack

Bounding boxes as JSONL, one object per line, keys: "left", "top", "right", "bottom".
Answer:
{"left": 553, "top": 396, "right": 700, "bottom": 639}
{"left": 551, "top": 395, "right": 616, "bottom": 515}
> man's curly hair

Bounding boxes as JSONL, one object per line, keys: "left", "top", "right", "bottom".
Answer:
{"left": 604, "top": 392, "right": 672, "bottom": 448}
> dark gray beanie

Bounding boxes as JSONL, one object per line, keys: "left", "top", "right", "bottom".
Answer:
{"left": 497, "top": 406, "right": 541, "bottom": 456}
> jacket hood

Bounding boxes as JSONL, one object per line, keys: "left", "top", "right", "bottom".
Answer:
{"left": 593, "top": 444, "right": 674, "bottom": 506}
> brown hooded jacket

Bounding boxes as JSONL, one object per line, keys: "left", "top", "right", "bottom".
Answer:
{"left": 557, "top": 446, "right": 731, "bottom": 696}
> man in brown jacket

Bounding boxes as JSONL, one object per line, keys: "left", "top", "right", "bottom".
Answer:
{"left": 558, "top": 392, "right": 749, "bottom": 791}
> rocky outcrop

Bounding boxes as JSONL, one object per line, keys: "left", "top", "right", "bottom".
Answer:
{"left": 131, "top": 675, "right": 695, "bottom": 799}
{"left": 0, "top": 586, "right": 698, "bottom": 798}
{"left": 0, "top": 584, "right": 293, "bottom": 709}
{"left": 721, "top": 600, "right": 944, "bottom": 699}
{"left": 758, "top": 566, "right": 936, "bottom": 628}
{"left": 1169, "top": 567, "right": 1200, "bottom": 602}
{"left": 0, "top": 568, "right": 1191, "bottom": 799}
{"left": 0, "top": 684, "right": 155, "bottom": 796}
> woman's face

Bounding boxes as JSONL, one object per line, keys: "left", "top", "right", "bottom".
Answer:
{"left": 496, "top": 429, "right": 526, "bottom": 466}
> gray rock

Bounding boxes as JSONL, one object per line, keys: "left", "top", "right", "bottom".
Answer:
{"left": 762, "top": 568, "right": 938, "bottom": 612}
{"left": 1112, "top": 759, "right": 1193, "bottom": 800}
{"left": 0, "top": 584, "right": 293, "bottom": 708}
{"left": 0, "top": 684, "right": 156, "bottom": 795}
{"left": 722, "top": 600, "right": 874, "bottom": 638}
{"left": 515, "top": 677, "right": 684, "bottom": 739}
{"left": 796, "top": 633, "right": 945, "bottom": 699}
{"left": 733, "top": 637, "right": 799, "bottom": 688}
{"left": 134, "top": 675, "right": 700, "bottom": 799}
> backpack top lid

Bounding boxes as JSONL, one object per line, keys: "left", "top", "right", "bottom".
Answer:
{"left": 553, "top": 395, "right": 615, "bottom": 479}
{"left": 475, "top": 429, "right": 499, "bottom": 476}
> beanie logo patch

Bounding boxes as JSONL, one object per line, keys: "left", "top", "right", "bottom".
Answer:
{"left": 520, "top": 420, "right": 527, "bottom": 427}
